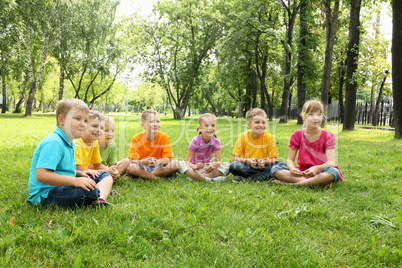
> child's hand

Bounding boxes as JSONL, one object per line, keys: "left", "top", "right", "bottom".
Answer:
{"left": 257, "top": 159, "right": 265, "bottom": 169}
{"left": 205, "top": 163, "right": 217, "bottom": 173}
{"left": 290, "top": 168, "right": 304, "bottom": 177}
{"left": 248, "top": 159, "right": 257, "bottom": 168}
{"left": 195, "top": 163, "right": 205, "bottom": 170}
{"left": 80, "top": 169, "right": 99, "bottom": 178}
{"left": 303, "top": 167, "right": 318, "bottom": 177}
{"left": 143, "top": 157, "right": 157, "bottom": 168}
{"left": 74, "top": 177, "right": 97, "bottom": 191}
{"left": 108, "top": 166, "right": 120, "bottom": 181}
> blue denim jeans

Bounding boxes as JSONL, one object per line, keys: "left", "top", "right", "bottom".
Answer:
{"left": 270, "top": 162, "right": 342, "bottom": 182}
{"left": 229, "top": 161, "right": 285, "bottom": 181}
{"left": 40, "top": 171, "right": 110, "bottom": 207}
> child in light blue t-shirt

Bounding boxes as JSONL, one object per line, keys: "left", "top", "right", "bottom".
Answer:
{"left": 28, "top": 98, "right": 113, "bottom": 207}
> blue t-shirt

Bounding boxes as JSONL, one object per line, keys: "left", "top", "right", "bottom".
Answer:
{"left": 28, "top": 127, "right": 77, "bottom": 205}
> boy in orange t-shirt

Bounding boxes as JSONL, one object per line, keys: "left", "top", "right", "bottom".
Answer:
{"left": 127, "top": 109, "right": 179, "bottom": 179}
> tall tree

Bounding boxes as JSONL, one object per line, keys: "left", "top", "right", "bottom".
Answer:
{"left": 64, "top": 0, "right": 122, "bottom": 104}
{"left": 296, "top": 0, "right": 308, "bottom": 125}
{"left": 279, "top": 0, "right": 300, "bottom": 123}
{"left": 140, "top": 0, "right": 224, "bottom": 119}
{"left": 320, "top": 0, "right": 340, "bottom": 117}
{"left": 15, "top": 0, "right": 59, "bottom": 116}
{"left": 393, "top": 0, "right": 402, "bottom": 138}
{"left": 343, "top": 0, "right": 362, "bottom": 130}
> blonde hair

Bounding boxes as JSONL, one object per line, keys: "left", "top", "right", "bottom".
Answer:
{"left": 56, "top": 98, "right": 89, "bottom": 126}
{"left": 301, "top": 100, "right": 325, "bottom": 127}
{"left": 141, "top": 109, "right": 159, "bottom": 122}
{"left": 88, "top": 110, "right": 105, "bottom": 122}
{"left": 198, "top": 113, "right": 216, "bottom": 125}
{"left": 104, "top": 116, "right": 115, "bottom": 126}
{"left": 246, "top": 108, "right": 267, "bottom": 122}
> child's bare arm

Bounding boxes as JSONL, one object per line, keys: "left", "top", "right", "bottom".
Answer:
{"left": 303, "top": 149, "right": 336, "bottom": 177}
{"left": 286, "top": 148, "right": 303, "bottom": 177}
{"left": 36, "top": 168, "right": 96, "bottom": 191}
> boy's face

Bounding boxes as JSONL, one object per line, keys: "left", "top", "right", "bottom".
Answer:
{"left": 141, "top": 113, "right": 160, "bottom": 135}
{"left": 246, "top": 115, "right": 267, "bottom": 135}
{"left": 82, "top": 117, "right": 103, "bottom": 141}
{"left": 99, "top": 120, "right": 115, "bottom": 145}
{"left": 59, "top": 109, "right": 88, "bottom": 141}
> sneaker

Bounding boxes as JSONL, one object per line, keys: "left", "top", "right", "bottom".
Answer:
{"left": 235, "top": 175, "right": 246, "bottom": 181}
{"left": 211, "top": 176, "right": 227, "bottom": 182}
{"left": 93, "top": 198, "right": 111, "bottom": 207}
{"left": 110, "top": 190, "right": 118, "bottom": 196}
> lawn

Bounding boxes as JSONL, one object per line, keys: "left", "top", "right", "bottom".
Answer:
{"left": 0, "top": 113, "right": 401, "bottom": 267}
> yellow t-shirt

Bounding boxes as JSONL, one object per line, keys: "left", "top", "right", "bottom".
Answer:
{"left": 74, "top": 138, "right": 103, "bottom": 169}
{"left": 128, "top": 132, "right": 174, "bottom": 160}
{"left": 232, "top": 131, "right": 279, "bottom": 160}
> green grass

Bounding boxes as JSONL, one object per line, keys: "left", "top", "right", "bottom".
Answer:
{"left": 0, "top": 113, "right": 401, "bottom": 267}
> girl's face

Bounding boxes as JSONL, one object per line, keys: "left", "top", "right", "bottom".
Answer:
{"left": 199, "top": 117, "right": 217, "bottom": 138}
{"left": 303, "top": 110, "right": 323, "bottom": 128}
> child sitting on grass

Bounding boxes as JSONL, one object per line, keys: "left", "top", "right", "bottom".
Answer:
{"left": 229, "top": 108, "right": 282, "bottom": 181}
{"left": 179, "top": 113, "right": 229, "bottom": 181}
{"left": 270, "top": 100, "right": 343, "bottom": 186}
{"left": 28, "top": 98, "right": 113, "bottom": 207}
{"left": 126, "top": 109, "right": 179, "bottom": 179}
{"left": 98, "top": 116, "right": 130, "bottom": 182}
{"left": 74, "top": 110, "right": 118, "bottom": 205}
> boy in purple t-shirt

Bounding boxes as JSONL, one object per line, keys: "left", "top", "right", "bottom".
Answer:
{"left": 179, "top": 113, "right": 229, "bottom": 182}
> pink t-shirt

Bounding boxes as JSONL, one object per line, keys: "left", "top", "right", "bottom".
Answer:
{"left": 189, "top": 134, "right": 221, "bottom": 164}
{"left": 289, "top": 129, "right": 343, "bottom": 180}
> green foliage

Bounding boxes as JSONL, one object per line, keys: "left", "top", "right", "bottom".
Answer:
{"left": 0, "top": 114, "right": 401, "bottom": 266}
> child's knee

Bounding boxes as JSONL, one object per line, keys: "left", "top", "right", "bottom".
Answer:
{"left": 127, "top": 164, "right": 140, "bottom": 174}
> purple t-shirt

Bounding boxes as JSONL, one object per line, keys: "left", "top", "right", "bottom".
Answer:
{"left": 289, "top": 129, "right": 343, "bottom": 180}
{"left": 189, "top": 134, "right": 221, "bottom": 164}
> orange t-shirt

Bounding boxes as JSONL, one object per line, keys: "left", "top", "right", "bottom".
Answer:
{"left": 128, "top": 132, "right": 174, "bottom": 160}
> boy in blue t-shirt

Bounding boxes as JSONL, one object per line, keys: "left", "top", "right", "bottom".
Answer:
{"left": 28, "top": 98, "right": 113, "bottom": 207}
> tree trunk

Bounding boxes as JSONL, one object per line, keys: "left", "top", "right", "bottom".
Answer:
{"left": 370, "top": 6, "right": 382, "bottom": 124}
{"left": 373, "top": 76, "right": 386, "bottom": 126}
{"left": 59, "top": 57, "right": 65, "bottom": 100}
{"left": 393, "top": 0, "right": 402, "bottom": 138}
{"left": 338, "top": 58, "right": 346, "bottom": 123}
{"left": 25, "top": 32, "right": 49, "bottom": 116}
{"left": 343, "top": 0, "right": 362, "bottom": 130}
{"left": 1, "top": 74, "right": 6, "bottom": 113}
{"left": 279, "top": 2, "right": 299, "bottom": 123}
{"left": 321, "top": 0, "right": 340, "bottom": 120}
{"left": 296, "top": 0, "right": 307, "bottom": 125}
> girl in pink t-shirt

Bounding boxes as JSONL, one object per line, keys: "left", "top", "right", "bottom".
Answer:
{"left": 178, "top": 113, "right": 229, "bottom": 181}
{"left": 271, "top": 100, "right": 343, "bottom": 186}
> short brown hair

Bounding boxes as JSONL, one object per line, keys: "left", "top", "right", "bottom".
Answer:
{"left": 56, "top": 98, "right": 89, "bottom": 126}
{"left": 141, "top": 109, "right": 159, "bottom": 122}
{"left": 246, "top": 108, "right": 267, "bottom": 121}
{"left": 88, "top": 110, "right": 105, "bottom": 122}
